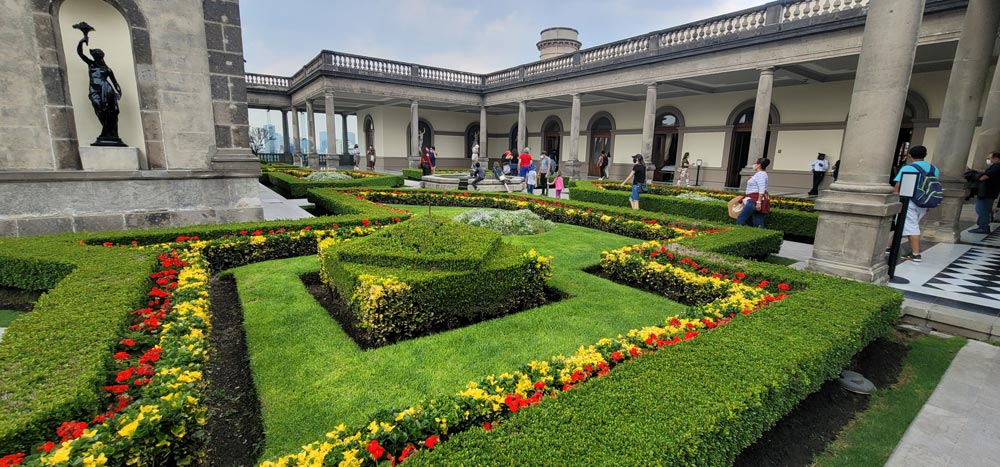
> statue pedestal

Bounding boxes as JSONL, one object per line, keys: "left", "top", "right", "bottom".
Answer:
{"left": 80, "top": 146, "right": 142, "bottom": 171}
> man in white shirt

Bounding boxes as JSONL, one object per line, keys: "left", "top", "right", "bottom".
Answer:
{"left": 808, "top": 153, "right": 829, "bottom": 196}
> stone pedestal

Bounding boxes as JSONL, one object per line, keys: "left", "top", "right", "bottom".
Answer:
{"left": 80, "top": 146, "right": 142, "bottom": 171}
{"left": 807, "top": 187, "right": 901, "bottom": 284}
{"left": 307, "top": 153, "right": 320, "bottom": 170}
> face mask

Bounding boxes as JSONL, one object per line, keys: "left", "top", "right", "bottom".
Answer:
{"left": 988, "top": 158, "right": 994, "bottom": 166}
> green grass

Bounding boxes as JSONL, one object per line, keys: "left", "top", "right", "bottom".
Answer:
{"left": 385, "top": 203, "right": 484, "bottom": 220}
{"left": 0, "top": 310, "right": 22, "bottom": 328}
{"left": 235, "top": 222, "right": 685, "bottom": 460}
{"left": 813, "top": 334, "right": 967, "bottom": 467}
{"left": 764, "top": 255, "right": 799, "bottom": 266}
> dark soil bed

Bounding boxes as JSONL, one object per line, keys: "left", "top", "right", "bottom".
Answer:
{"left": 203, "top": 275, "right": 265, "bottom": 467}
{"left": 0, "top": 286, "right": 40, "bottom": 311}
{"left": 734, "top": 335, "right": 909, "bottom": 467}
{"left": 300, "top": 272, "right": 568, "bottom": 350}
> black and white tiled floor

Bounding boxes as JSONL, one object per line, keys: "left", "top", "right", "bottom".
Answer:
{"left": 923, "top": 247, "right": 1000, "bottom": 303}
{"left": 974, "top": 229, "right": 1000, "bottom": 248}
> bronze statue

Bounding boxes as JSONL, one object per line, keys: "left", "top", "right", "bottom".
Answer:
{"left": 74, "top": 22, "right": 126, "bottom": 147}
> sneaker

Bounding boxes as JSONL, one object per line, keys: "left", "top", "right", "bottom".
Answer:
{"left": 903, "top": 254, "right": 922, "bottom": 263}
{"left": 967, "top": 228, "right": 991, "bottom": 234}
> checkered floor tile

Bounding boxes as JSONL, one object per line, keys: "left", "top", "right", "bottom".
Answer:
{"left": 924, "top": 247, "right": 1000, "bottom": 303}
{"left": 977, "top": 229, "right": 1000, "bottom": 248}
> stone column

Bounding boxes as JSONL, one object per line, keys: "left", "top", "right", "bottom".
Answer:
{"left": 280, "top": 109, "right": 291, "bottom": 155}
{"left": 517, "top": 101, "right": 527, "bottom": 152}
{"left": 971, "top": 55, "right": 1000, "bottom": 173}
{"left": 806, "top": 0, "right": 926, "bottom": 284}
{"left": 409, "top": 100, "right": 419, "bottom": 168}
{"left": 641, "top": 83, "right": 658, "bottom": 182}
{"left": 922, "top": 0, "right": 1000, "bottom": 242}
{"left": 340, "top": 114, "right": 348, "bottom": 156}
{"left": 569, "top": 93, "right": 582, "bottom": 179}
{"left": 291, "top": 106, "right": 301, "bottom": 159}
{"left": 306, "top": 100, "right": 317, "bottom": 168}
{"left": 324, "top": 94, "right": 336, "bottom": 157}
{"left": 479, "top": 106, "right": 488, "bottom": 164}
{"left": 743, "top": 67, "right": 775, "bottom": 175}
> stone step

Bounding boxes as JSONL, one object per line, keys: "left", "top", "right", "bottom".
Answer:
{"left": 901, "top": 296, "right": 1000, "bottom": 342}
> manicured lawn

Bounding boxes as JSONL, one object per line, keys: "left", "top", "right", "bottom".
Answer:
{"left": 813, "top": 335, "right": 967, "bottom": 467}
{"left": 235, "top": 221, "right": 685, "bottom": 460}
{"left": 0, "top": 310, "right": 22, "bottom": 328}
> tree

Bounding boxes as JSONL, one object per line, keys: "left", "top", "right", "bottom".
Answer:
{"left": 249, "top": 127, "right": 273, "bottom": 155}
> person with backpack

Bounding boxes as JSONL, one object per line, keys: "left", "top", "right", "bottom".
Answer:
{"left": 470, "top": 162, "right": 486, "bottom": 190}
{"left": 892, "top": 145, "right": 942, "bottom": 262}
{"left": 491, "top": 161, "right": 512, "bottom": 193}
{"left": 597, "top": 150, "right": 609, "bottom": 180}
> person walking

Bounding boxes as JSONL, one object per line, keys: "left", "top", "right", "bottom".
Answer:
{"left": 970, "top": 151, "right": 1000, "bottom": 234}
{"left": 620, "top": 154, "right": 646, "bottom": 210}
{"left": 676, "top": 152, "right": 691, "bottom": 187}
{"left": 892, "top": 146, "right": 939, "bottom": 262}
{"left": 552, "top": 172, "right": 565, "bottom": 198}
{"left": 470, "top": 162, "right": 485, "bottom": 190}
{"left": 808, "top": 152, "right": 829, "bottom": 196}
{"left": 736, "top": 158, "right": 770, "bottom": 228}
{"left": 420, "top": 148, "right": 432, "bottom": 176}
{"left": 350, "top": 144, "right": 361, "bottom": 170}
{"left": 597, "top": 150, "right": 609, "bottom": 180}
{"left": 538, "top": 152, "right": 553, "bottom": 196}
{"left": 518, "top": 148, "right": 533, "bottom": 191}
{"left": 366, "top": 146, "right": 376, "bottom": 170}
{"left": 429, "top": 146, "right": 438, "bottom": 174}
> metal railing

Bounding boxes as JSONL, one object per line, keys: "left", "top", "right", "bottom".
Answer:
{"left": 256, "top": 152, "right": 295, "bottom": 164}
{"left": 246, "top": 0, "right": 894, "bottom": 93}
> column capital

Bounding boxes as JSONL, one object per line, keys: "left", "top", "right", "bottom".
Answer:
{"left": 645, "top": 82, "right": 658, "bottom": 89}
{"left": 757, "top": 66, "right": 776, "bottom": 74}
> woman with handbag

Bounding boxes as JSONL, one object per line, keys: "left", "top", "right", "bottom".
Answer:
{"left": 620, "top": 154, "right": 646, "bottom": 210}
{"left": 736, "top": 158, "right": 770, "bottom": 228}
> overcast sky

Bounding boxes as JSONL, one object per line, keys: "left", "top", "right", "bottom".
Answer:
{"left": 240, "top": 0, "right": 768, "bottom": 76}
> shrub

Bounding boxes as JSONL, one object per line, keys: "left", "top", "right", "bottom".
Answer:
{"left": 319, "top": 216, "right": 552, "bottom": 345}
{"left": 453, "top": 209, "right": 554, "bottom": 235}
{"left": 571, "top": 181, "right": 818, "bottom": 241}
{"left": 267, "top": 171, "right": 403, "bottom": 198}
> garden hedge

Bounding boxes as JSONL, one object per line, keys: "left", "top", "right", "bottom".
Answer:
{"left": 0, "top": 238, "right": 155, "bottom": 454}
{"left": 267, "top": 171, "right": 403, "bottom": 198}
{"left": 401, "top": 168, "right": 469, "bottom": 181}
{"left": 571, "top": 180, "right": 819, "bottom": 241}
{"left": 310, "top": 188, "right": 784, "bottom": 260}
{"left": 408, "top": 254, "right": 900, "bottom": 466}
{"left": 321, "top": 217, "right": 551, "bottom": 344}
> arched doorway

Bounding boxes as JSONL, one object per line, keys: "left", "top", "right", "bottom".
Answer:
{"left": 588, "top": 114, "right": 614, "bottom": 177}
{"left": 541, "top": 117, "right": 562, "bottom": 165}
{"left": 508, "top": 124, "right": 519, "bottom": 153}
{"left": 726, "top": 107, "right": 773, "bottom": 188}
{"left": 888, "top": 94, "right": 928, "bottom": 184}
{"left": 363, "top": 116, "right": 375, "bottom": 154}
{"left": 465, "top": 123, "right": 480, "bottom": 159}
{"left": 652, "top": 109, "right": 683, "bottom": 182}
{"left": 407, "top": 119, "right": 433, "bottom": 155}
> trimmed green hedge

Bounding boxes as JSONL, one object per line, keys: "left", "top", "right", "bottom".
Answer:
{"left": 0, "top": 239, "right": 155, "bottom": 454}
{"left": 408, "top": 256, "right": 901, "bottom": 466}
{"left": 320, "top": 216, "right": 549, "bottom": 345}
{"left": 315, "top": 188, "right": 783, "bottom": 260}
{"left": 268, "top": 171, "right": 403, "bottom": 198}
{"left": 572, "top": 181, "right": 819, "bottom": 241}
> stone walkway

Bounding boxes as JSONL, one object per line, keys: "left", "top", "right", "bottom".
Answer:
{"left": 259, "top": 184, "right": 313, "bottom": 221}
{"left": 886, "top": 339, "right": 1000, "bottom": 467}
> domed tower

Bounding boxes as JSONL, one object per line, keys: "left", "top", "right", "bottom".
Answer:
{"left": 536, "top": 27, "right": 581, "bottom": 60}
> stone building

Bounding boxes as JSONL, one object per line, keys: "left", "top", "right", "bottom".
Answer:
{"left": 246, "top": 0, "right": 999, "bottom": 284}
{"left": 0, "top": 0, "right": 262, "bottom": 237}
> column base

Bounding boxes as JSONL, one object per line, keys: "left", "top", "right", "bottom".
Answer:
{"left": 806, "top": 187, "right": 901, "bottom": 284}
{"left": 918, "top": 186, "right": 965, "bottom": 243}
{"left": 307, "top": 153, "right": 320, "bottom": 170}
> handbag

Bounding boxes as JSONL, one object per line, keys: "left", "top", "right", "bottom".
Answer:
{"left": 746, "top": 192, "right": 772, "bottom": 214}
{"left": 727, "top": 196, "right": 744, "bottom": 219}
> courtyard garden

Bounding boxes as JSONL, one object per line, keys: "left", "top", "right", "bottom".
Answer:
{"left": 0, "top": 183, "right": 959, "bottom": 466}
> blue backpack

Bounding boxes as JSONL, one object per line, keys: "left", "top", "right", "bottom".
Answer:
{"left": 909, "top": 164, "right": 944, "bottom": 208}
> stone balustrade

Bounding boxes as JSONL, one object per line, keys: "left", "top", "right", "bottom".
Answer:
{"left": 245, "top": 0, "right": 906, "bottom": 94}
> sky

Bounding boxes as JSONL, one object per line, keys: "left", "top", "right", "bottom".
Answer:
{"left": 240, "top": 0, "right": 769, "bottom": 76}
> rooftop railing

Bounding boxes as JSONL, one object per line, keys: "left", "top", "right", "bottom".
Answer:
{"left": 246, "top": 0, "right": 896, "bottom": 94}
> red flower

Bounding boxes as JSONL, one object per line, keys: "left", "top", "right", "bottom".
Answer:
{"left": 366, "top": 439, "right": 385, "bottom": 460}
{"left": 115, "top": 367, "right": 135, "bottom": 382}
{"left": 629, "top": 347, "right": 640, "bottom": 358}
{"left": 399, "top": 445, "right": 417, "bottom": 462}
{"left": 362, "top": 219, "right": 371, "bottom": 227}
{"left": 0, "top": 453, "right": 25, "bottom": 467}
{"left": 758, "top": 280, "right": 770, "bottom": 288}
{"left": 424, "top": 435, "right": 439, "bottom": 449}
{"left": 735, "top": 272, "right": 746, "bottom": 279}
{"left": 778, "top": 283, "right": 791, "bottom": 291}
{"left": 37, "top": 441, "right": 55, "bottom": 453}
{"left": 113, "top": 352, "right": 130, "bottom": 360}
{"left": 253, "top": 230, "right": 263, "bottom": 236}
{"left": 533, "top": 381, "right": 546, "bottom": 390}
{"left": 610, "top": 351, "right": 624, "bottom": 361}
{"left": 483, "top": 421, "right": 493, "bottom": 431}
{"left": 102, "top": 242, "right": 113, "bottom": 247}
{"left": 666, "top": 252, "right": 674, "bottom": 260}
{"left": 239, "top": 230, "right": 248, "bottom": 235}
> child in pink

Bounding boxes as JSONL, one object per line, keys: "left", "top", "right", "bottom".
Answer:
{"left": 552, "top": 172, "right": 564, "bottom": 198}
